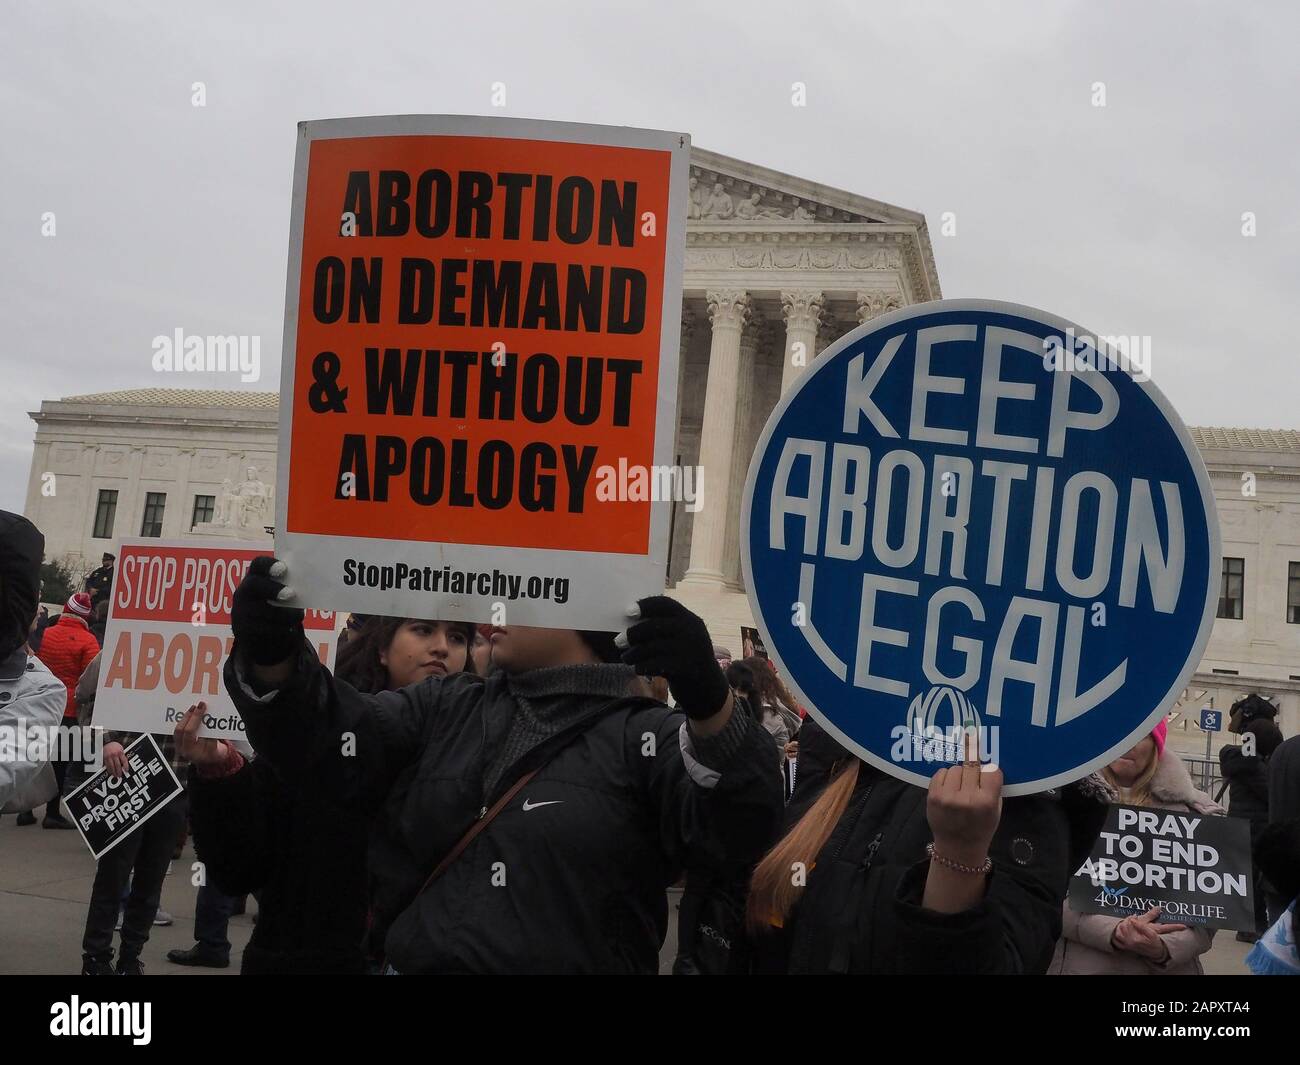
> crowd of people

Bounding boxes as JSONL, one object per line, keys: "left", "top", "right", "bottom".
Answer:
{"left": 2, "top": 507, "right": 1299, "bottom": 976}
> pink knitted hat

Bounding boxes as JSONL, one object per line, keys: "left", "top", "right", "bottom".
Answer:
{"left": 1151, "top": 718, "right": 1168, "bottom": 757}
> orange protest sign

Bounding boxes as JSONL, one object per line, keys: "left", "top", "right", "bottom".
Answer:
{"left": 275, "top": 117, "right": 689, "bottom": 629}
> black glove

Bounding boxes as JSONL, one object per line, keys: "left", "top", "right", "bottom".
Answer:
{"left": 619, "top": 595, "right": 730, "bottom": 720}
{"left": 230, "top": 556, "right": 304, "bottom": 666}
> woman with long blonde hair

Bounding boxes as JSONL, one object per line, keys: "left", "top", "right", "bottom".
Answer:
{"left": 745, "top": 714, "right": 1110, "bottom": 974}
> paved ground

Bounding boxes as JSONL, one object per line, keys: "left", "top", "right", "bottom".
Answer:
{"left": 0, "top": 808, "right": 1251, "bottom": 975}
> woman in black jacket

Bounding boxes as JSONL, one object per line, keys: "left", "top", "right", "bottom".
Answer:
{"left": 175, "top": 616, "right": 475, "bottom": 974}
{"left": 745, "top": 723, "right": 1110, "bottom": 974}
{"left": 212, "top": 557, "right": 783, "bottom": 974}
{"left": 1219, "top": 718, "right": 1283, "bottom": 938}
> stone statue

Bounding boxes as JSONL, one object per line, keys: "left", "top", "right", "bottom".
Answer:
{"left": 687, "top": 176, "right": 703, "bottom": 219}
{"left": 791, "top": 198, "right": 817, "bottom": 221}
{"left": 703, "top": 183, "right": 734, "bottom": 219}
{"left": 734, "top": 190, "right": 763, "bottom": 219}
{"left": 233, "top": 467, "right": 270, "bottom": 528}
{"left": 212, "top": 479, "right": 234, "bottom": 526}
{"left": 214, "top": 467, "right": 271, "bottom": 530}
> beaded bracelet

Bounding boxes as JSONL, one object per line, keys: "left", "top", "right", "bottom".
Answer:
{"left": 925, "top": 842, "right": 992, "bottom": 876}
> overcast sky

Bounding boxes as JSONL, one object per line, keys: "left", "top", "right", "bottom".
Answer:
{"left": 2, "top": 0, "right": 1296, "bottom": 514}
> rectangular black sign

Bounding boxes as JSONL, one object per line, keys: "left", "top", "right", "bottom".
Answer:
{"left": 1068, "top": 802, "right": 1255, "bottom": 932}
{"left": 64, "top": 734, "right": 183, "bottom": 860}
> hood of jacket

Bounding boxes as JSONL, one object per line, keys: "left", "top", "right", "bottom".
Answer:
{"left": 1149, "top": 748, "right": 1225, "bottom": 814}
{"left": 0, "top": 511, "right": 43, "bottom": 659}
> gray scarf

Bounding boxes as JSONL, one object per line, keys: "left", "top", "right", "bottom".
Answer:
{"left": 481, "top": 664, "right": 639, "bottom": 800}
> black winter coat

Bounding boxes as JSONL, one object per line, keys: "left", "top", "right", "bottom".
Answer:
{"left": 227, "top": 645, "right": 785, "bottom": 974}
{"left": 1269, "top": 736, "right": 1300, "bottom": 826}
{"left": 753, "top": 761, "right": 1108, "bottom": 974}
{"left": 187, "top": 757, "right": 370, "bottom": 974}
{"left": 1218, "top": 746, "right": 1270, "bottom": 831}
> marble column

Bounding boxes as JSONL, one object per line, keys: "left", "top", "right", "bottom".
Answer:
{"left": 724, "top": 311, "right": 765, "bottom": 589}
{"left": 674, "top": 304, "right": 696, "bottom": 447}
{"left": 682, "top": 289, "right": 750, "bottom": 586}
{"left": 780, "top": 290, "right": 824, "bottom": 394}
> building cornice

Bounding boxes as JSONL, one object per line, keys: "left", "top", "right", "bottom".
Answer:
{"left": 30, "top": 409, "right": 275, "bottom": 433}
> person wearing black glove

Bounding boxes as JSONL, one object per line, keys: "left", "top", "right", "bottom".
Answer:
{"left": 222, "top": 557, "right": 783, "bottom": 973}
{"left": 616, "top": 595, "right": 731, "bottom": 720}
{"left": 229, "top": 556, "right": 304, "bottom": 672}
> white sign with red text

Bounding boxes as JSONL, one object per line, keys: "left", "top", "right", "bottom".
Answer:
{"left": 94, "top": 540, "right": 337, "bottom": 741}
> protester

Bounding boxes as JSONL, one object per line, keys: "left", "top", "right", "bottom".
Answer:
{"left": 1228, "top": 693, "right": 1278, "bottom": 735}
{"left": 1048, "top": 721, "right": 1225, "bottom": 974}
{"left": 470, "top": 624, "right": 493, "bottom": 676}
{"left": 335, "top": 612, "right": 369, "bottom": 650}
{"left": 28, "top": 605, "right": 50, "bottom": 654}
{"left": 1220, "top": 718, "right": 1283, "bottom": 940}
{"left": 744, "top": 721, "right": 1110, "bottom": 973}
{"left": 84, "top": 552, "right": 115, "bottom": 607}
{"left": 21, "top": 591, "right": 99, "bottom": 828}
{"left": 89, "top": 598, "right": 109, "bottom": 645}
{"left": 0, "top": 512, "right": 66, "bottom": 812}
{"left": 713, "top": 645, "right": 733, "bottom": 670}
{"left": 1267, "top": 731, "right": 1300, "bottom": 925}
{"left": 726, "top": 662, "right": 784, "bottom": 758}
{"left": 785, "top": 713, "right": 842, "bottom": 803}
{"left": 221, "top": 557, "right": 783, "bottom": 973}
{"left": 177, "top": 616, "right": 476, "bottom": 973}
{"left": 1246, "top": 818, "right": 1300, "bottom": 975}
{"left": 79, "top": 707, "right": 188, "bottom": 974}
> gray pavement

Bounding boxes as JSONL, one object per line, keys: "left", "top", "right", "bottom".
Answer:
{"left": 0, "top": 809, "right": 1251, "bottom": 975}
{"left": 0, "top": 807, "right": 252, "bottom": 976}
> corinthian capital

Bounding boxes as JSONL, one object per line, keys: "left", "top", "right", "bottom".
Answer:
{"left": 738, "top": 309, "right": 766, "bottom": 358}
{"left": 706, "top": 290, "right": 751, "bottom": 331}
{"left": 781, "top": 290, "right": 824, "bottom": 332}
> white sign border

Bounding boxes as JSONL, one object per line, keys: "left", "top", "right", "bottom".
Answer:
{"left": 275, "top": 114, "right": 690, "bottom": 631}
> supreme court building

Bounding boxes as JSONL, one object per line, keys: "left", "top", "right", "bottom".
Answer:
{"left": 22, "top": 149, "right": 1300, "bottom": 744}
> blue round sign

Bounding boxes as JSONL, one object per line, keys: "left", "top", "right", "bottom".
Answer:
{"left": 742, "top": 300, "right": 1219, "bottom": 795}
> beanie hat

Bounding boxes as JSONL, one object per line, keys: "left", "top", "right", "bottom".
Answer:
{"left": 0, "top": 510, "right": 44, "bottom": 658}
{"left": 66, "top": 592, "right": 93, "bottom": 619}
{"left": 1151, "top": 718, "right": 1168, "bottom": 757}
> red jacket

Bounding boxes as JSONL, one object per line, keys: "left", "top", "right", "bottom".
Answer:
{"left": 36, "top": 614, "right": 100, "bottom": 717}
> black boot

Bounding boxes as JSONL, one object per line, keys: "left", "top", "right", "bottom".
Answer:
{"left": 42, "top": 812, "right": 75, "bottom": 830}
{"left": 166, "top": 943, "right": 230, "bottom": 968}
{"left": 80, "top": 956, "right": 115, "bottom": 975}
{"left": 116, "top": 954, "right": 144, "bottom": 975}
{"left": 16, "top": 811, "right": 36, "bottom": 826}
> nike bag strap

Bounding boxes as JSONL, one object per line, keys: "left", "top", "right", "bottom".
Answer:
{"left": 412, "top": 694, "right": 660, "bottom": 899}
{"left": 415, "top": 768, "right": 540, "bottom": 897}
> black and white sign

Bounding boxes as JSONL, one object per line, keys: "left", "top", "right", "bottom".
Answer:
{"left": 1068, "top": 803, "right": 1254, "bottom": 931}
{"left": 64, "top": 734, "right": 183, "bottom": 860}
